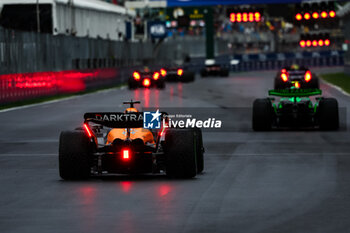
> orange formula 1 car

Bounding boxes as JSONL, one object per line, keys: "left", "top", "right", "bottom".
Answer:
{"left": 59, "top": 100, "right": 204, "bottom": 180}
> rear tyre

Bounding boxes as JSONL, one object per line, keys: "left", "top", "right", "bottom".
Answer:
{"left": 220, "top": 69, "right": 229, "bottom": 77}
{"left": 128, "top": 80, "right": 137, "bottom": 90}
{"left": 59, "top": 131, "right": 92, "bottom": 180}
{"left": 164, "top": 129, "right": 197, "bottom": 178}
{"left": 157, "top": 80, "right": 166, "bottom": 89}
{"left": 252, "top": 98, "right": 273, "bottom": 131}
{"left": 307, "top": 76, "right": 319, "bottom": 89}
{"left": 274, "top": 77, "right": 286, "bottom": 89}
{"left": 318, "top": 98, "right": 339, "bottom": 130}
{"left": 193, "top": 128, "right": 204, "bottom": 173}
{"left": 200, "top": 69, "right": 207, "bottom": 77}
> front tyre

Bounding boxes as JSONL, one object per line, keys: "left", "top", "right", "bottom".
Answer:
{"left": 59, "top": 131, "right": 93, "bottom": 180}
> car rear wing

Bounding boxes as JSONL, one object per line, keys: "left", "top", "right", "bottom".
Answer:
{"left": 84, "top": 112, "right": 144, "bottom": 128}
{"left": 268, "top": 89, "right": 322, "bottom": 97}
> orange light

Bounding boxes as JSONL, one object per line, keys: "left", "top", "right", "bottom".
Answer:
{"left": 133, "top": 72, "right": 140, "bottom": 80}
{"left": 304, "top": 71, "right": 312, "bottom": 82}
{"left": 312, "top": 12, "right": 319, "bottom": 19}
{"left": 324, "top": 39, "right": 330, "bottom": 46}
{"left": 321, "top": 11, "right": 328, "bottom": 18}
{"left": 160, "top": 69, "right": 167, "bottom": 77}
{"left": 230, "top": 13, "right": 236, "bottom": 22}
{"left": 318, "top": 39, "right": 324, "bottom": 47}
{"left": 295, "top": 82, "right": 300, "bottom": 89}
{"left": 306, "top": 40, "right": 312, "bottom": 47}
{"left": 122, "top": 149, "right": 130, "bottom": 160}
{"left": 143, "top": 78, "right": 151, "bottom": 87}
{"left": 304, "top": 13, "right": 311, "bottom": 20}
{"left": 329, "top": 11, "right": 336, "bottom": 18}
{"left": 177, "top": 69, "right": 183, "bottom": 76}
{"left": 295, "top": 13, "right": 302, "bottom": 21}
{"left": 312, "top": 40, "right": 318, "bottom": 47}
{"left": 83, "top": 123, "right": 93, "bottom": 138}
{"left": 153, "top": 72, "right": 160, "bottom": 80}
{"left": 300, "top": 40, "right": 306, "bottom": 48}
{"left": 281, "top": 73, "right": 288, "bottom": 82}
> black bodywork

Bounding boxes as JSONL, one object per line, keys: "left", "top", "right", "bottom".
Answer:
{"left": 200, "top": 64, "right": 229, "bottom": 77}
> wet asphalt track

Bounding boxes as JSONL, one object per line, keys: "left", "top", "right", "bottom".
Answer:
{"left": 1, "top": 67, "right": 350, "bottom": 233}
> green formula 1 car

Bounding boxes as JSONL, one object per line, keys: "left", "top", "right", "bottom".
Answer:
{"left": 252, "top": 88, "right": 339, "bottom": 131}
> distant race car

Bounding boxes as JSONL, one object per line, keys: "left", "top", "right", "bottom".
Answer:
{"left": 128, "top": 69, "right": 165, "bottom": 89}
{"left": 59, "top": 100, "right": 204, "bottom": 180}
{"left": 274, "top": 66, "right": 319, "bottom": 90}
{"left": 252, "top": 88, "right": 339, "bottom": 131}
{"left": 160, "top": 67, "right": 195, "bottom": 82}
{"left": 200, "top": 64, "right": 229, "bottom": 77}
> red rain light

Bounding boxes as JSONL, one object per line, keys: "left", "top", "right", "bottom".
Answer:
{"left": 304, "top": 71, "right": 312, "bottom": 82}
{"left": 304, "top": 13, "right": 311, "bottom": 20}
{"left": 329, "top": 11, "right": 336, "bottom": 18}
{"left": 143, "top": 78, "right": 151, "bottom": 87}
{"left": 83, "top": 123, "right": 93, "bottom": 138}
{"left": 281, "top": 73, "right": 288, "bottom": 82}
{"left": 325, "top": 39, "right": 330, "bottom": 46}
{"left": 312, "top": 12, "right": 319, "bottom": 19}
{"left": 318, "top": 39, "right": 324, "bottom": 47}
{"left": 312, "top": 40, "right": 318, "bottom": 47}
{"left": 281, "top": 69, "right": 287, "bottom": 73}
{"left": 299, "top": 40, "right": 306, "bottom": 48}
{"left": 321, "top": 11, "right": 328, "bottom": 18}
{"left": 295, "top": 82, "right": 300, "bottom": 89}
{"left": 122, "top": 149, "right": 130, "bottom": 160}
{"left": 153, "top": 72, "right": 160, "bottom": 80}
{"left": 133, "top": 72, "right": 140, "bottom": 80}
{"left": 295, "top": 13, "right": 302, "bottom": 21}
{"left": 177, "top": 69, "right": 184, "bottom": 76}
{"left": 160, "top": 69, "right": 167, "bottom": 77}
{"left": 306, "top": 40, "right": 312, "bottom": 47}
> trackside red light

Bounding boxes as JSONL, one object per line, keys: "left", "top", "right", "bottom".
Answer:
{"left": 300, "top": 40, "right": 306, "bottom": 48}
{"left": 83, "top": 123, "right": 93, "bottom": 138}
{"left": 321, "top": 11, "right": 328, "bottom": 18}
{"left": 160, "top": 69, "right": 167, "bottom": 77}
{"left": 177, "top": 69, "right": 184, "bottom": 76}
{"left": 249, "top": 13, "right": 254, "bottom": 22}
{"left": 143, "top": 78, "right": 151, "bottom": 87}
{"left": 296, "top": 13, "right": 302, "bottom": 21}
{"left": 318, "top": 40, "right": 324, "bottom": 47}
{"left": 133, "top": 72, "right": 140, "bottom": 80}
{"left": 306, "top": 40, "right": 312, "bottom": 47}
{"left": 312, "top": 12, "right": 319, "bottom": 19}
{"left": 230, "top": 13, "right": 236, "bottom": 22}
{"left": 325, "top": 39, "right": 330, "bottom": 46}
{"left": 281, "top": 73, "right": 288, "bottom": 82}
{"left": 312, "top": 40, "right": 318, "bottom": 47}
{"left": 304, "top": 71, "right": 312, "bottom": 82}
{"left": 304, "top": 13, "right": 311, "bottom": 20}
{"left": 153, "top": 72, "right": 160, "bottom": 80}
{"left": 243, "top": 13, "right": 248, "bottom": 22}
{"left": 329, "top": 11, "right": 336, "bottom": 18}
{"left": 122, "top": 149, "right": 130, "bottom": 160}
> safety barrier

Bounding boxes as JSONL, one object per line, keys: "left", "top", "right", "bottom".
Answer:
{"left": 187, "top": 50, "right": 344, "bottom": 72}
